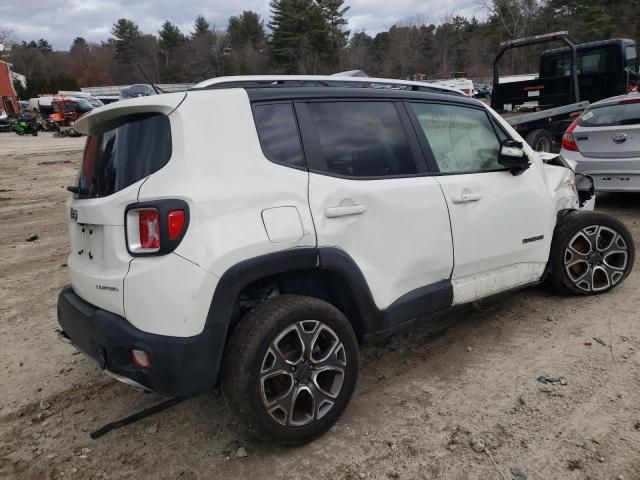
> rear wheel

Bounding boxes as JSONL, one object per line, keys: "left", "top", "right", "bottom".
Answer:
{"left": 221, "top": 295, "right": 359, "bottom": 444}
{"left": 525, "top": 129, "right": 553, "bottom": 152}
{"left": 547, "top": 212, "right": 635, "bottom": 295}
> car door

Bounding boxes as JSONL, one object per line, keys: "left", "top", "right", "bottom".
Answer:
{"left": 406, "top": 101, "right": 555, "bottom": 305}
{"left": 296, "top": 99, "right": 454, "bottom": 311}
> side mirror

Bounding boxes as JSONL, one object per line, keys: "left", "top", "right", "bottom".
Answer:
{"left": 499, "top": 140, "right": 531, "bottom": 175}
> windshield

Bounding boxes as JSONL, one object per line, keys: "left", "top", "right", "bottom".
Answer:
{"left": 88, "top": 98, "right": 104, "bottom": 108}
{"left": 72, "top": 99, "right": 94, "bottom": 113}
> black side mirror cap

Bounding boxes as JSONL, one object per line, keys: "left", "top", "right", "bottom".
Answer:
{"left": 499, "top": 140, "right": 531, "bottom": 175}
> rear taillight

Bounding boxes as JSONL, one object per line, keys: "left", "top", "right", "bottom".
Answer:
{"left": 627, "top": 82, "right": 639, "bottom": 94}
{"left": 561, "top": 118, "right": 580, "bottom": 152}
{"left": 167, "top": 210, "right": 185, "bottom": 240}
{"left": 139, "top": 209, "right": 160, "bottom": 249}
{"left": 125, "top": 200, "right": 189, "bottom": 255}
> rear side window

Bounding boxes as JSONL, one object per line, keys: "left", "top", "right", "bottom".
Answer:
{"left": 253, "top": 102, "right": 305, "bottom": 169}
{"left": 77, "top": 113, "right": 171, "bottom": 199}
{"left": 410, "top": 103, "right": 502, "bottom": 174}
{"left": 542, "top": 47, "right": 620, "bottom": 77}
{"left": 625, "top": 45, "right": 637, "bottom": 71}
{"left": 305, "top": 101, "right": 416, "bottom": 177}
{"left": 579, "top": 101, "right": 640, "bottom": 127}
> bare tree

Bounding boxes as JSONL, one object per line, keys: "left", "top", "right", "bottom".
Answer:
{"left": 0, "top": 26, "right": 17, "bottom": 45}
{"left": 482, "top": 0, "right": 540, "bottom": 40}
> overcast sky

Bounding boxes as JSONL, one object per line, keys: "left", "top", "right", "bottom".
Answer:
{"left": 1, "top": 0, "right": 484, "bottom": 50}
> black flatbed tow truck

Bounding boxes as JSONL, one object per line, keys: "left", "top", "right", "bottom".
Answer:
{"left": 491, "top": 31, "right": 639, "bottom": 152}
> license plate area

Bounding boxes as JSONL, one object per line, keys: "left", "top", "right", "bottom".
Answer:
{"left": 592, "top": 174, "right": 640, "bottom": 190}
{"left": 76, "top": 224, "right": 103, "bottom": 261}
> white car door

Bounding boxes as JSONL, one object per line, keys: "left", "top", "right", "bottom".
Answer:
{"left": 406, "top": 101, "right": 555, "bottom": 305}
{"left": 297, "top": 100, "right": 454, "bottom": 311}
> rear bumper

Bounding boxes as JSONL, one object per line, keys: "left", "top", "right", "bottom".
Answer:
{"left": 57, "top": 285, "right": 220, "bottom": 396}
{"left": 587, "top": 173, "right": 640, "bottom": 192}
{"left": 561, "top": 149, "right": 640, "bottom": 192}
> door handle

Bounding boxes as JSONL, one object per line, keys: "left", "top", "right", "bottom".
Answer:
{"left": 451, "top": 191, "right": 482, "bottom": 204}
{"left": 325, "top": 204, "right": 366, "bottom": 218}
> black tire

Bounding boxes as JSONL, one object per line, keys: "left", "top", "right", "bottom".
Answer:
{"left": 546, "top": 211, "right": 635, "bottom": 295}
{"left": 221, "top": 295, "right": 359, "bottom": 444}
{"left": 525, "top": 129, "right": 553, "bottom": 152}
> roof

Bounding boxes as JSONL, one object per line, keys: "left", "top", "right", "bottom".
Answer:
{"left": 587, "top": 91, "right": 640, "bottom": 109}
{"left": 542, "top": 38, "right": 636, "bottom": 57}
{"left": 190, "top": 75, "right": 466, "bottom": 97}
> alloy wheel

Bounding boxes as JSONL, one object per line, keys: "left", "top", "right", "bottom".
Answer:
{"left": 260, "top": 320, "right": 347, "bottom": 427}
{"left": 564, "top": 225, "right": 629, "bottom": 292}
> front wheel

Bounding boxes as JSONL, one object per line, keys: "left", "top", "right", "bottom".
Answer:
{"left": 221, "top": 295, "right": 359, "bottom": 444}
{"left": 547, "top": 211, "right": 635, "bottom": 295}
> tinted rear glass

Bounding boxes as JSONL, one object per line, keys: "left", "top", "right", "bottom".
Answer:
{"left": 76, "top": 113, "right": 171, "bottom": 198}
{"left": 578, "top": 102, "right": 640, "bottom": 127}
{"left": 541, "top": 46, "right": 620, "bottom": 77}
{"left": 306, "top": 101, "right": 416, "bottom": 177}
{"left": 253, "top": 102, "right": 305, "bottom": 168}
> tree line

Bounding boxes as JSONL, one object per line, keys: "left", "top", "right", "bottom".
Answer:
{"left": 4, "top": 0, "right": 640, "bottom": 99}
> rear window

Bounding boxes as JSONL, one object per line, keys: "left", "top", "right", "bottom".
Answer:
{"left": 578, "top": 101, "right": 640, "bottom": 127}
{"left": 76, "top": 113, "right": 171, "bottom": 198}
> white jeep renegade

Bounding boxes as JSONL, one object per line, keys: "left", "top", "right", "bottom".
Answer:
{"left": 58, "top": 75, "right": 634, "bottom": 444}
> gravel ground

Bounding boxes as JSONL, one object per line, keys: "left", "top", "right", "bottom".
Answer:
{"left": 1, "top": 133, "right": 639, "bottom": 480}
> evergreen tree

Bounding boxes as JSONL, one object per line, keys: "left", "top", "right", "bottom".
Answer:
{"left": 228, "top": 11, "right": 267, "bottom": 49}
{"left": 36, "top": 39, "right": 53, "bottom": 54}
{"left": 269, "top": 0, "right": 348, "bottom": 73}
{"left": 192, "top": 15, "right": 211, "bottom": 38}
{"left": 158, "top": 21, "right": 186, "bottom": 81}
{"left": 22, "top": 39, "right": 53, "bottom": 53}
{"left": 159, "top": 21, "right": 185, "bottom": 49}
{"left": 70, "top": 37, "right": 88, "bottom": 53}
{"left": 318, "top": 0, "right": 350, "bottom": 64}
{"left": 111, "top": 19, "right": 143, "bottom": 64}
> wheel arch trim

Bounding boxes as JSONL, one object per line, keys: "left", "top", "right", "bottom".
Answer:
{"left": 205, "top": 247, "right": 453, "bottom": 386}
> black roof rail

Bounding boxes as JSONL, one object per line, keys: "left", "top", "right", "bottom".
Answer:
{"left": 192, "top": 79, "right": 466, "bottom": 97}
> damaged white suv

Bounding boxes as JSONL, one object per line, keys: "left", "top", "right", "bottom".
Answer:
{"left": 58, "top": 76, "right": 634, "bottom": 444}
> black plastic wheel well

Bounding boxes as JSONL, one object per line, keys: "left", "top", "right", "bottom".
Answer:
{"left": 230, "top": 268, "right": 365, "bottom": 342}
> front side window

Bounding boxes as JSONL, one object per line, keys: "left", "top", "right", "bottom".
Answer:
{"left": 305, "top": 101, "right": 416, "bottom": 177}
{"left": 253, "top": 102, "right": 305, "bottom": 169}
{"left": 410, "top": 103, "right": 502, "bottom": 174}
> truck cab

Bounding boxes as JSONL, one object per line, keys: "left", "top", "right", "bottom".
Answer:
{"left": 540, "top": 39, "right": 639, "bottom": 104}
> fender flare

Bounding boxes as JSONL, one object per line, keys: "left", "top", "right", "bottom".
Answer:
{"left": 204, "top": 247, "right": 453, "bottom": 386}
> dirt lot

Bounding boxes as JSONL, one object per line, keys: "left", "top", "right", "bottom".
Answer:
{"left": 1, "top": 132, "right": 639, "bottom": 480}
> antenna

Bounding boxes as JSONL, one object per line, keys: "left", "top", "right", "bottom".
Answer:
{"left": 135, "top": 63, "right": 164, "bottom": 94}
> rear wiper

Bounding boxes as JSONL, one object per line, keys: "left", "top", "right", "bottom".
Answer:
{"left": 67, "top": 185, "right": 90, "bottom": 195}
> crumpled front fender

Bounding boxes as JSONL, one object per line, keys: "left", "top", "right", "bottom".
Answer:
{"left": 539, "top": 152, "right": 595, "bottom": 212}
